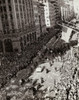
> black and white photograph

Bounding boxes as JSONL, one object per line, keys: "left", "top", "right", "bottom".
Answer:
{"left": 0, "top": 0, "right": 79, "bottom": 100}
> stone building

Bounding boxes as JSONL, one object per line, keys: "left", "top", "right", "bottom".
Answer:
{"left": 38, "top": 0, "right": 61, "bottom": 30}
{"left": 0, "top": 0, "right": 36, "bottom": 53}
{"left": 60, "top": 0, "right": 75, "bottom": 21}
{"left": 33, "top": 0, "right": 46, "bottom": 38}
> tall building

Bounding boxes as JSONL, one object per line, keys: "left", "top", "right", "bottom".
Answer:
{"left": 38, "top": 0, "right": 61, "bottom": 30}
{"left": 33, "top": 0, "right": 46, "bottom": 38}
{"left": 60, "top": 0, "right": 75, "bottom": 21}
{"left": 0, "top": 0, "right": 36, "bottom": 53}
{"left": 74, "top": 0, "right": 79, "bottom": 20}
{"left": 50, "top": 0, "right": 62, "bottom": 23}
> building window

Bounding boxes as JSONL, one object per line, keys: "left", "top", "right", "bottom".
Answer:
{"left": 23, "top": 6, "right": 25, "bottom": 11}
{"left": 19, "top": 0, "right": 21, "bottom": 3}
{"left": 4, "top": 39, "right": 13, "bottom": 52}
{"left": 20, "top": 13, "right": 23, "bottom": 18}
{"left": 11, "top": 22, "right": 14, "bottom": 28}
{"left": 0, "top": 40, "right": 3, "bottom": 52}
{"left": 10, "top": 14, "right": 12, "bottom": 19}
{"left": 16, "top": 5, "right": 18, "bottom": 11}
{"left": 22, "top": 0, "right": 24, "bottom": 4}
{"left": 3, "top": 6, "right": 6, "bottom": 12}
{"left": 24, "top": 13, "right": 26, "bottom": 18}
{"left": 4, "top": 14, "right": 7, "bottom": 19}
{"left": 2, "top": 0, "right": 5, "bottom": 3}
{"left": 17, "top": 13, "right": 19, "bottom": 19}
{"left": 1, "top": 14, "right": 4, "bottom": 19}
{"left": 0, "top": 6, "right": 3, "bottom": 12}
{"left": 15, "top": 0, "right": 17, "bottom": 3}
{"left": 9, "top": 5, "right": 12, "bottom": 11}
{"left": 11, "top": 21, "right": 14, "bottom": 29}
{"left": 8, "top": 0, "right": 10, "bottom": 3}
{"left": 0, "top": 0, "right": 1, "bottom": 4}
{"left": 3, "top": 29, "right": 7, "bottom": 34}
{"left": 20, "top": 5, "right": 22, "bottom": 11}
{"left": 27, "top": 34, "right": 29, "bottom": 42}
{"left": 5, "top": 21, "right": 9, "bottom": 27}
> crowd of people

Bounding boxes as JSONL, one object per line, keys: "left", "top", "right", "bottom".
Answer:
{"left": 0, "top": 27, "right": 78, "bottom": 100}
{"left": 0, "top": 29, "right": 58, "bottom": 88}
{"left": 54, "top": 49, "right": 79, "bottom": 100}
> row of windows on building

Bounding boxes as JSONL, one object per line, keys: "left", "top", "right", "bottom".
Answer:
{"left": 15, "top": 0, "right": 25, "bottom": 4}
{"left": 0, "top": 5, "right": 12, "bottom": 13}
{"left": 1, "top": 13, "right": 34, "bottom": 34}
{"left": 1, "top": 22, "right": 36, "bottom": 34}
{"left": 0, "top": 10, "right": 34, "bottom": 31}
{"left": 0, "top": 0, "right": 10, "bottom": 4}
{"left": 15, "top": 4, "right": 25, "bottom": 12}
{"left": 0, "top": 32, "right": 36, "bottom": 52}
{"left": 0, "top": 1, "right": 33, "bottom": 13}
{"left": 0, "top": 6, "right": 34, "bottom": 21}
{"left": 0, "top": 4, "right": 30, "bottom": 13}
{"left": 1, "top": 13, "right": 13, "bottom": 20}
{"left": 14, "top": 0, "right": 33, "bottom": 8}
{"left": 0, "top": 0, "right": 25, "bottom": 4}
{"left": 20, "top": 33, "right": 36, "bottom": 44}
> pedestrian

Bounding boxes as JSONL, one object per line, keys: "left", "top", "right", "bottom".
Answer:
{"left": 41, "top": 77, "right": 44, "bottom": 83}
{"left": 19, "top": 78, "right": 25, "bottom": 85}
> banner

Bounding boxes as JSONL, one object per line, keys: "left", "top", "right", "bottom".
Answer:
{"left": 61, "top": 26, "right": 72, "bottom": 42}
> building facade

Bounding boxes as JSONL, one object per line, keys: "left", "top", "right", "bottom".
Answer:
{"left": 38, "top": 0, "right": 61, "bottom": 30}
{"left": 42, "top": 0, "right": 56, "bottom": 28}
{"left": 0, "top": 0, "right": 36, "bottom": 53}
{"left": 74, "top": 0, "right": 79, "bottom": 20}
{"left": 33, "top": 0, "right": 46, "bottom": 38}
{"left": 60, "top": 0, "right": 75, "bottom": 21}
{"left": 51, "top": 0, "right": 62, "bottom": 23}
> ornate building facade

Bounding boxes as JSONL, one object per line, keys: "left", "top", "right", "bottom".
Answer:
{"left": 60, "top": 0, "right": 75, "bottom": 21}
{"left": 0, "top": 0, "right": 36, "bottom": 53}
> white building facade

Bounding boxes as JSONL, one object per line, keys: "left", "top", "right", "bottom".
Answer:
{"left": 43, "top": 0, "right": 56, "bottom": 28}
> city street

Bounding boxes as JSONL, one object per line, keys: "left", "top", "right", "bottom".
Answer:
{"left": 0, "top": 41, "right": 79, "bottom": 100}
{"left": 0, "top": 0, "right": 79, "bottom": 100}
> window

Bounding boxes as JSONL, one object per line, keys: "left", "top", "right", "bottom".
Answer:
{"left": 3, "top": 0, "right": 5, "bottom": 3}
{"left": 20, "top": 5, "right": 22, "bottom": 11}
{"left": 16, "top": 5, "right": 18, "bottom": 11}
{"left": 23, "top": 6, "right": 25, "bottom": 11}
{"left": 20, "top": 13, "right": 23, "bottom": 18}
{"left": 0, "top": 0, "right": 1, "bottom": 4}
{"left": 11, "top": 21, "right": 14, "bottom": 29}
{"left": 15, "top": 0, "right": 17, "bottom": 3}
{"left": 5, "top": 21, "right": 9, "bottom": 27}
{"left": 4, "top": 29, "right": 7, "bottom": 34}
{"left": 9, "top": 5, "right": 12, "bottom": 11}
{"left": 4, "top": 14, "right": 7, "bottom": 19}
{"left": 24, "top": 13, "right": 26, "bottom": 18}
{"left": 27, "top": 34, "right": 29, "bottom": 42}
{"left": 19, "top": 0, "right": 21, "bottom": 3}
{"left": 10, "top": 14, "right": 13, "bottom": 19}
{"left": 17, "top": 13, "right": 19, "bottom": 19}
{"left": 3, "top": 6, "right": 6, "bottom": 12}
{"left": 1, "top": 14, "right": 4, "bottom": 19}
{"left": 8, "top": 0, "right": 10, "bottom": 3}
{"left": 0, "top": 6, "right": 3, "bottom": 12}
{"left": 22, "top": 0, "right": 24, "bottom": 4}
